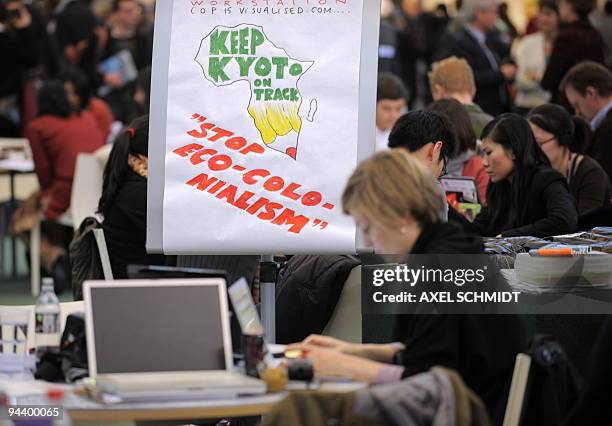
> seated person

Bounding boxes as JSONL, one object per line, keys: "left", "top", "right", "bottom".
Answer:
{"left": 472, "top": 113, "right": 578, "bottom": 237}
{"left": 59, "top": 67, "right": 115, "bottom": 142}
{"left": 11, "top": 80, "right": 104, "bottom": 290}
{"left": 97, "top": 115, "right": 171, "bottom": 278}
{"left": 428, "top": 98, "right": 489, "bottom": 204}
{"left": 388, "top": 110, "right": 469, "bottom": 226}
{"left": 375, "top": 73, "right": 408, "bottom": 151}
{"left": 528, "top": 104, "right": 611, "bottom": 215}
{"left": 292, "top": 150, "right": 526, "bottom": 424}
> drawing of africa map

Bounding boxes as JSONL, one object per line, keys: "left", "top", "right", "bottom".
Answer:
{"left": 195, "top": 24, "right": 316, "bottom": 160}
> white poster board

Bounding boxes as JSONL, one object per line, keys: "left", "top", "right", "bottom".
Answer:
{"left": 148, "top": 1, "right": 379, "bottom": 254}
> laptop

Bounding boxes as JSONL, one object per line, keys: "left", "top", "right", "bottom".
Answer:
{"left": 83, "top": 278, "right": 266, "bottom": 402}
{"left": 440, "top": 176, "right": 481, "bottom": 205}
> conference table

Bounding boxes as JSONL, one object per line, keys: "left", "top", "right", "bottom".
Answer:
{"left": 0, "top": 138, "right": 35, "bottom": 278}
{"left": 2, "top": 378, "right": 363, "bottom": 424}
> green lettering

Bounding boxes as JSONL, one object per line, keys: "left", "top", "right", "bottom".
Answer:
{"left": 264, "top": 88, "right": 274, "bottom": 100}
{"left": 235, "top": 57, "right": 256, "bottom": 77}
{"left": 255, "top": 57, "right": 272, "bottom": 77}
{"left": 272, "top": 57, "right": 289, "bottom": 79}
{"left": 250, "top": 28, "right": 265, "bottom": 55}
{"left": 209, "top": 29, "right": 229, "bottom": 55}
{"left": 208, "top": 57, "right": 232, "bottom": 82}
{"left": 290, "top": 88, "right": 299, "bottom": 102}
{"left": 273, "top": 88, "right": 284, "bottom": 101}
{"left": 239, "top": 28, "right": 250, "bottom": 55}
{"left": 283, "top": 88, "right": 290, "bottom": 99}
{"left": 289, "top": 63, "right": 303, "bottom": 76}
{"left": 254, "top": 88, "right": 265, "bottom": 101}
{"left": 230, "top": 31, "right": 239, "bottom": 54}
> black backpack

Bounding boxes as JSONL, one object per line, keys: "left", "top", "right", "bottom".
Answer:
{"left": 521, "top": 335, "right": 582, "bottom": 426}
{"left": 69, "top": 217, "right": 105, "bottom": 300}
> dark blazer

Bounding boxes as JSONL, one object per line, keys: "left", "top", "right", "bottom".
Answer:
{"left": 472, "top": 167, "right": 578, "bottom": 237}
{"left": 570, "top": 155, "right": 612, "bottom": 215}
{"left": 589, "top": 109, "right": 612, "bottom": 186}
{"left": 102, "top": 170, "right": 167, "bottom": 278}
{"left": 436, "top": 27, "right": 508, "bottom": 116}
{"left": 541, "top": 19, "right": 605, "bottom": 100}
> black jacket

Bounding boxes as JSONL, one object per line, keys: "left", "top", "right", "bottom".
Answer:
{"left": 472, "top": 167, "right": 578, "bottom": 237}
{"left": 275, "top": 255, "right": 360, "bottom": 344}
{"left": 436, "top": 27, "right": 509, "bottom": 116}
{"left": 102, "top": 170, "right": 167, "bottom": 278}
{"left": 541, "top": 19, "right": 605, "bottom": 101}
{"left": 392, "top": 222, "right": 527, "bottom": 424}
{"left": 589, "top": 109, "right": 612, "bottom": 186}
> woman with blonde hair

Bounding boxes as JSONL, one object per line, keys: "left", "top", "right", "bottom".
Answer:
{"left": 292, "top": 149, "right": 525, "bottom": 424}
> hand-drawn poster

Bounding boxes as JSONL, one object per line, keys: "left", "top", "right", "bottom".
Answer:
{"left": 157, "top": 1, "right": 369, "bottom": 253}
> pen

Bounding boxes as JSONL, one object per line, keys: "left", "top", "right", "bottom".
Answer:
{"left": 529, "top": 246, "right": 591, "bottom": 257}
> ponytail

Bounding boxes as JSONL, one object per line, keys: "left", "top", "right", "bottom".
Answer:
{"left": 97, "top": 131, "right": 131, "bottom": 218}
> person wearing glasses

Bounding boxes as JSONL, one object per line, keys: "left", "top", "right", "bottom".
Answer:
{"left": 528, "top": 104, "right": 611, "bottom": 216}
{"left": 388, "top": 110, "right": 459, "bottom": 224}
{"left": 472, "top": 113, "right": 578, "bottom": 237}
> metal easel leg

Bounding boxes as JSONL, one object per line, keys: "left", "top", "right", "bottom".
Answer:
{"left": 259, "top": 255, "right": 279, "bottom": 344}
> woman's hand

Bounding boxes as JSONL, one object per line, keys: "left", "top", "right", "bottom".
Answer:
{"left": 304, "top": 346, "right": 383, "bottom": 384}
{"left": 288, "top": 334, "right": 357, "bottom": 355}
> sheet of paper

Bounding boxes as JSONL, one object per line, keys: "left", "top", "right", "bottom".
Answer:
{"left": 159, "top": 2, "right": 366, "bottom": 254}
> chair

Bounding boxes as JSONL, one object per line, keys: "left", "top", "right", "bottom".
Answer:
{"left": 0, "top": 302, "right": 84, "bottom": 354}
{"left": 503, "top": 353, "right": 532, "bottom": 426}
{"left": 69, "top": 153, "right": 104, "bottom": 231}
{"left": 93, "top": 228, "right": 113, "bottom": 280}
{"left": 30, "top": 153, "right": 104, "bottom": 296}
{"left": 322, "top": 265, "right": 362, "bottom": 343}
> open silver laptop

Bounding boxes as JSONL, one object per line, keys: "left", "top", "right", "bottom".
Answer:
{"left": 83, "top": 279, "right": 266, "bottom": 402}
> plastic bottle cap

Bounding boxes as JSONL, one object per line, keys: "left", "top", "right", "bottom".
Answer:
{"left": 47, "top": 388, "right": 64, "bottom": 400}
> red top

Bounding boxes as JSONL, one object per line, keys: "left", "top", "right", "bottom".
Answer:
{"left": 88, "top": 97, "right": 114, "bottom": 141}
{"left": 27, "top": 112, "right": 105, "bottom": 219}
{"left": 462, "top": 155, "right": 489, "bottom": 206}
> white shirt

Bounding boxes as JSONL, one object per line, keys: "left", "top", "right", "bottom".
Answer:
{"left": 591, "top": 101, "right": 612, "bottom": 131}
{"left": 375, "top": 127, "right": 391, "bottom": 152}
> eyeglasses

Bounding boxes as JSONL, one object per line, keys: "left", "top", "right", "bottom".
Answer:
{"left": 536, "top": 136, "right": 556, "bottom": 147}
{"left": 439, "top": 156, "right": 448, "bottom": 178}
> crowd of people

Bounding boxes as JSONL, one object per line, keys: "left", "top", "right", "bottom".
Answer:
{"left": 2, "top": 0, "right": 612, "bottom": 423}
{"left": 2, "top": 0, "right": 154, "bottom": 286}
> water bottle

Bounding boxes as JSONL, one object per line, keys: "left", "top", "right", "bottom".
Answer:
{"left": 35, "top": 277, "right": 61, "bottom": 354}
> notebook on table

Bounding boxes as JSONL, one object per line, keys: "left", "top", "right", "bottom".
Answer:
{"left": 83, "top": 278, "right": 266, "bottom": 403}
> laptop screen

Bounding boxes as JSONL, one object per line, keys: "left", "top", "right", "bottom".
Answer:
{"left": 89, "top": 283, "right": 227, "bottom": 375}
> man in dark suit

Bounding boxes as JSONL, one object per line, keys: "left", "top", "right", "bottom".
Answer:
{"left": 435, "top": 0, "right": 516, "bottom": 116}
{"left": 562, "top": 61, "right": 612, "bottom": 185}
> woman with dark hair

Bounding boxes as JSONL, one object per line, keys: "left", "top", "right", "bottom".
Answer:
{"left": 528, "top": 104, "right": 611, "bottom": 215}
{"left": 11, "top": 80, "right": 104, "bottom": 290}
{"left": 472, "top": 113, "right": 578, "bottom": 237}
{"left": 59, "top": 67, "right": 114, "bottom": 141}
{"left": 99, "top": 115, "right": 168, "bottom": 278}
{"left": 427, "top": 98, "right": 489, "bottom": 204}
{"left": 540, "top": 0, "right": 605, "bottom": 101}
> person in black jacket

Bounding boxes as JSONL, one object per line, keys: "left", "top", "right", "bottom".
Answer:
{"left": 290, "top": 150, "right": 526, "bottom": 424}
{"left": 540, "top": 0, "right": 605, "bottom": 102}
{"left": 435, "top": 0, "right": 516, "bottom": 116}
{"left": 97, "top": 115, "right": 169, "bottom": 278}
{"left": 528, "top": 104, "right": 611, "bottom": 215}
{"left": 562, "top": 61, "right": 612, "bottom": 185}
{"left": 472, "top": 113, "right": 578, "bottom": 237}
